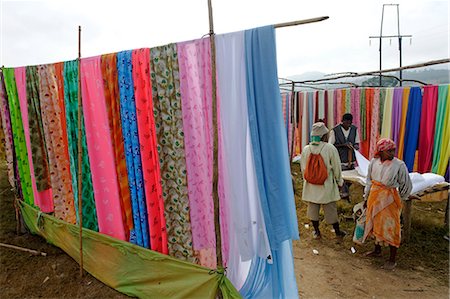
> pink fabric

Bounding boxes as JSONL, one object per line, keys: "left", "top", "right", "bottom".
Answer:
{"left": 177, "top": 39, "right": 217, "bottom": 266}
{"left": 418, "top": 85, "right": 439, "bottom": 173}
{"left": 335, "top": 89, "right": 341, "bottom": 125}
{"left": 131, "top": 48, "right": 168, "bottom": 254}
{"left": 14, "top": 67, "right": 53, "bottom": 212}
{"left": 369, "top": 88, "right": 381, "bottom": 158}
{"left": 80, "top": 56, "right": 125, "bottom": 240}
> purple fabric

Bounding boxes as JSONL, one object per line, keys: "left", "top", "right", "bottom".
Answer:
{"left": 391, "top": 87, "right": 403, "bottom": 155}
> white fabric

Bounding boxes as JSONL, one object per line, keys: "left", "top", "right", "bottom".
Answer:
{"left": 410, "top": 172, "right": 445, "bottom": 194}
{"left": 300, "top": 142, "right": 344, "bottom": 204}
{"left": 318, "top": 90, "right": 325, "bottom": 120}
{"left": 327, "top": 90, "right": 335, "bottom": 129}
{"left": 216, "top": 31, "right": 271, "bottom": 289}
{"left": 355, "top": 150, "right": 369, "bottom": 177}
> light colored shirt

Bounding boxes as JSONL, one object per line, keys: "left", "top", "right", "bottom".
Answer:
{"left": 364, "top": 157, "right": 413, "bottom": 200}
{"left": 300, "top": 142, "right": 344, "bottom": 204}
{"left": 328, "top": 126, "right": 361, "bottom": 145}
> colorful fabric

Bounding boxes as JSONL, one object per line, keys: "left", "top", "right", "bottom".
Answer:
{"left": 397, "top": 87, "right": 410, "bottom": 160}
{"left": 369, "top": 88, "right": 380, "bottom": 159}
{"left": 378, "top": 89, "right": 386, "bottom": 135}
{"left": 431, "top": 85, "right": 448, "bottom": 174}
{"left": 380, "top": 88, "right": 393, "bottom": 139}
{"left": 352, "top": 88, "right": 361, "bottom": 136}
{"left": 25, "top": 66, "right": 51, "bottom": 192}
{"left": 150, "top": 44, "right": 197, "bottom": 263}
{"left": 100, "top": 53, "right": 133, "bottom": 238}
{"left": 391, "top": 88, "right": 403, "bottom": 154}
{"left": 363, "top": 180, "right": 402, "bottom": 248}
{"left": 403, "top": 87, "right": 422, "bottom": 172}
{"left": 132, "top": 48, "right": 168, "bottom": 254}
{"left": 434, "top": 85, "right": 450, "bottom": 175}
{"left": 0, "top": 71, "right": 16, "bottom": 190}
{"left": 37, "top": 64, "right": 77, "bottom": 223}
{"left": 375, "top": 138, "right": 396, "bottom": 157}
{"left": 3, "top": 68, "right": 34, "bottom": 204}
{"left": 360, "top": 88, "right": 372, "bottom": 158}
{"left": 360, "top": 88, "right": 366, "bottom": 141}
{"left": 63, "top": 60, "right": 99, "bottom": 231}
{"left": 117, "top": 50, "right": 150, "bottom": 248}
{"left": 345, "top": 88, "right": 351, "bottom": 113}
{"left": 81, "top": 56, "right": 126, "bottom": 240}
{"left": 14, "top": 67, "right": 53, "bottom": 213}
{"left": 177, "top": 39, "right": 215, "bottom": 258}
{"left": 418, "top": 85, "right": 438, "bottom": 173}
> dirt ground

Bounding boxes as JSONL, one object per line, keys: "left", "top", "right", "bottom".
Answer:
{"left": 1, "top": 159, "right": 449, "bottom": 298}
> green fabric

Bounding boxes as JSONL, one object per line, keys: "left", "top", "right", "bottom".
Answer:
{"left": 431, "top": 85, "right": 448, "bottom": 174}
{"left": 63, "top": 61, "right": 98, "bottom": 231}
{"left": 360, "top": 89, "right": 366, "bottom": 140}
{"left": 2, "top": 68, "right": 34, "bottom": 205}
{"left": 18, "top": 200, "right": 241, "bottom": 299}
{"left": 378, "top": 89, "right": 386, "bottom": 135}
{"left": 311, "top": 136, "right": 321, "bottom": 143}
{"left": 25, "top": 66, "right": 51, "bottom": 191}
{"left": 150, "top": 44, "right": 197, "bottom": 263}
{"left": 345, "top": 89, "right": 351, "bottom": 113}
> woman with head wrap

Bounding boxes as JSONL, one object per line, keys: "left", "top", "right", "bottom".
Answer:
{"left": 300, "top": 122, "right": 346, "bottom": 240}
{"left": 362, "top": 138, "right": 412, "bottom": 270}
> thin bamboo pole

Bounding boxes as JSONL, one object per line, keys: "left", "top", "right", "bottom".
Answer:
{"left": 273, "top": 16, "right": 329, "bottom": 28}
{"left": 77, "top": 25, "right": 84, "bottom": 278}
{"left": 207, "top": 0, "right": 223, "bottom": 272}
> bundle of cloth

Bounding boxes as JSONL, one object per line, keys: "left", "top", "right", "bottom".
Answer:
{"left": 349, "top": 150, "right": 447, "bottom": 195}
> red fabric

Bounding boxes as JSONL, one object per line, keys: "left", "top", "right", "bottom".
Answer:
{"left": 418, "top": 86, "right": 438, "bottom": 173}
{"left": 132, "top": 49, "right": 168, "bottom": 254}
{"left": 360, "top": 89, "right": 373, "bottom": 158}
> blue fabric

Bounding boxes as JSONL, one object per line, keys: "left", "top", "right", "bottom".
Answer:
{"left": 117, "top": 51, "right": 150, "bottom": 248}
{"left": 403, "top": 86, "right": 423, "bottom": 172}
{"left": 242, "top": 25, "right": 299, "bottom": 298}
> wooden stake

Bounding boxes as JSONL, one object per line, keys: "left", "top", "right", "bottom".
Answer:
{"left": 0, "top": 242, "right": 47, "bottom": 256}
{"left": 207, "top": 0, "right": 223, "bottom": 273}
{"left": 77, "top": 25, "right": 84, "bottom": 278}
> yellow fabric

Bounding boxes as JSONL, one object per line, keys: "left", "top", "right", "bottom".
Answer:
{"left": 380, "top": 88, "right": 394, "bottom": 138}
{"left": 437, "top": 87, "right": 450, "bottom": 175}
{"left": 397, "top": 87, "right": 410, "bottom": 160}
{"left": 18, "top": 200, "right": 241, "bottom": 299}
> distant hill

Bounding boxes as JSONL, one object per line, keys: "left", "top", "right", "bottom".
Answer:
{"left": 284, "top": 66, "right": 450, "bottom": 90}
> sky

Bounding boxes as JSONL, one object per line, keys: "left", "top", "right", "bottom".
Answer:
{"left": 1, "top": 0, "right": 449, "bottom": 78}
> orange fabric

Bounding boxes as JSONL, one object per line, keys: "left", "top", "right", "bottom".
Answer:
{"left": 397, "top": 87, "right": 410, "bottom": 160}
{"left": 304, "top": 151, "right": 328, "bottom": 185}
{"left": 53, "top": 63, "right": 70, "bottom": 162}
{"left": 100, "top": 54, "right": 134, "bottom": 238}
{"left": 341, "top": 89, "right": 346, "bottom": 114}
{"left": 363, "top": 180, "right": 402, "bottom": 248}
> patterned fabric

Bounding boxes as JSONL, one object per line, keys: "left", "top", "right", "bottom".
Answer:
{"left": 37, "top": 64, "right": 77, "bottom": 224}
{"left": 360, "top": 88, "right": 366, "bottom": 140}
{"left": 150, "top": 44, "right": 197, "bottom": 263}
{"left": 3, "top": 68, "right": 34, "bottom": 204}
{"left": 63, "top": 60, "right": 99, "bottom": 231}
{"left": 117, "top": 50, "right": 150, "bottom": 248}
{"left": 375, "top": 138, "right": 396, "bottom": 157}
{"left": 132, "top": 48, "right": 168, "bottom": 254}
{"left": 0, "top": 71, "right": 16, "bottom": 189}
{"left": 80, "top": 56, "right": 126, "bottom": 240}
{"left": 25, "top": 66, "right": 51, "bottom": 191}
{"left": 101, "top": 53, "right": 134, "bottom": 239}
{"left": 15, "top": 67, "right": 53, "bottom": 213}
{"left": 369, "top": 88, "right": 380, "bottom": 159}
{"left": 177, "top": 39, "right": 216, "bottom": 263}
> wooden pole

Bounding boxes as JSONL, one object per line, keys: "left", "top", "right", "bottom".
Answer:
{"left": 0, "top": 242, "right": 47, "bottom": 256}
{"left": 207, "top": 0, "right": 223, "bottom": 272}
{"left": 77, "top": 25, "right": 84, "bottom": 278}
{"left": 273, "top": 16, "right": 329, "bottom": 28}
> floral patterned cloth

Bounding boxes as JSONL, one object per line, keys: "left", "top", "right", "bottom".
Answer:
{"left": 101, "top": 53, "right": 134, "bottom": 240}
{"left": 150, "top": 44, "right": 197, "bottom": 263}
{"left": 63, "top": 60, "right": 99, "bottom": 231}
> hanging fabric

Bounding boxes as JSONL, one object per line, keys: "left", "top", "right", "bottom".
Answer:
{"left": 432, "top": 85, "right": 449, "bottom": 174}
{"left": 150, "top": 44, "right": 197, "bottom": 263}
{"left": 100, "top": 53, "right": 133, "bottom": 239}
{"left": 63, "top": 60, "right": 99, "bottom": 231}
{"left": 397, "top": 87, "right": 410, "bottom": 160}
{"left": 359, "top": 88, "right": 366, "bottom": 142}
{"left": 25, "top": 66, "right": 51, "bottom": 192}
{"left": 326, "top": 90, "right": 334, "bottom": 129}
{"left": 14, "top": 67, "right": 53, "bottom": 213}
{"left": 351, "top": 88, "right": 360, "bottom": 135}
{"left": 241, "top": 25, "right": 299, "bottom": 298}
{"left": 368, "top": 88, "right": 380, "bottom": 159}
{"left": 132, "top": 48, "right": 168, "bottom": 254}
{"left": 418, "top": 85, "right": 439, "bottom": 173}
{"left": 37, "top": 64, "right": 77, "bottom": 224}
{"left": 345, "top": 88, "right": 351, "bottom": 113}
{"left": 117, "top": 50, "right": 150, "bottom": 247}
{"left": 359, "top": 88, "right": 371, "bottom": 158}
{"left": 0, "top": 72, "right": 16, "bottom": 190}
{"left": 80, "top": 56, "right": 126, "bottom": 240}
{"left": 380, "top": 87, "right": 393, "bottom": 139}
{"left": 3, "top": 68, "right": 34, "bottom": 205}
{"left": 434, "top": 85, "right": 450, "bottom": 175}
{"left": 391, "top": 87, "right": 403, "bottom": 155}
{"left": 177, "top": 38, "right": 216, "bottom": 267}
{"left": 403, "top": 86, "right": 423, "bottom": 172}
{"left": 301, "top": 91, "right": 309, "bottom": 151}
